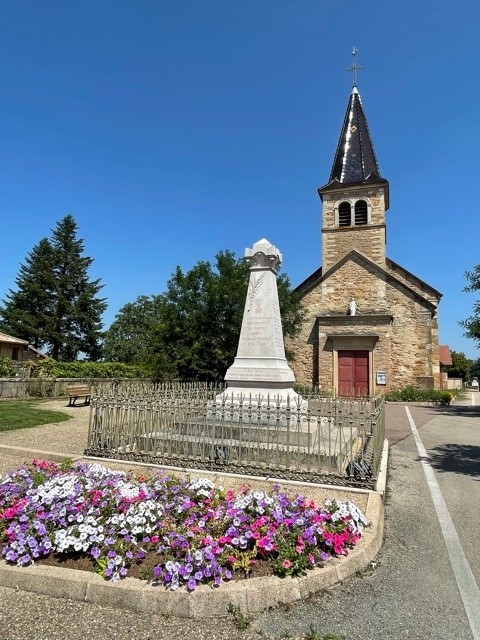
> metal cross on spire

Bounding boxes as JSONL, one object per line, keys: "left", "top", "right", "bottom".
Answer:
{"left": 347, "top": 47, "right": 363, "bottom": 87}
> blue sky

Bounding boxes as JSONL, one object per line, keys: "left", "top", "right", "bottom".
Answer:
{"left": 0, "top": 1, "right": 478, "bottom": 359}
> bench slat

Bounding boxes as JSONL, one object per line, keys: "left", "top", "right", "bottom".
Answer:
{"left": 66, "top": 385, "right": 92, "bottom": 407}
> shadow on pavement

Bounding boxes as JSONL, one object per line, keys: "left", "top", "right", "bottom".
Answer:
{"left": 426, "top": 404, "right": 480, "bottom": 418}
{"left": 427, "top": 443, "right": 480, "bottom": 478}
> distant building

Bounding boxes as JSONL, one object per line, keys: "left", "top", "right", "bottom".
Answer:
{"left": 439, "top": 344, "right": 453, "bottom": 389}
{"left": 289, "top": 84, "right": 442, "bottom": 395}
{"left": 0, "top": 331, "right": 47, "bottom": 365}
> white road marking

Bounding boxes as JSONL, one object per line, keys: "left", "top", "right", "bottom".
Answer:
{"left": 472, "top": 392, "right": 476, "bottom": 407}
{"left": 405, "top": 407, "right": 480, "bottom": 639}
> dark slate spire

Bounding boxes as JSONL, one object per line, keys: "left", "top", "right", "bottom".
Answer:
{"left": 327, "top": 86, "right": 383, "bottom": 186}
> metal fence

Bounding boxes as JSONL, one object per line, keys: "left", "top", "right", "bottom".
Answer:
{"left": 85, "top": 382, "right": 385, "bottom": 488}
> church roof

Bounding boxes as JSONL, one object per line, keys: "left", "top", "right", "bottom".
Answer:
{"left": 320, "top": 86, "right": 386, "bottom": 193}
{"left": 295, "top": 250, "right": 441, "bottom": 311}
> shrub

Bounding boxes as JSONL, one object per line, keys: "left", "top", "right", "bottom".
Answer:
{"left": 386, "top": 386, "right": 457, "bottom": 404}
{"left": 25, "top": 378, "right": 56, "bottom": 398}
{"left": 28, "top": 360, "right": 149, "bottom": 379}
{"left": 0, "top": 356, "right": 16, "bottom": 377}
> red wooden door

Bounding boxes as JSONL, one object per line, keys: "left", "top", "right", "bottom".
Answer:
{"left": 338, "top": 351, "right": 369, "bottom": 397}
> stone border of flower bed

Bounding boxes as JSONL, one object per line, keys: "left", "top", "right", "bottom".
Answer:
{"left": 0, "top": 447, "right": 387, "bottom": 618}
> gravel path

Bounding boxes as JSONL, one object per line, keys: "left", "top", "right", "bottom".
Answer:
{"left": 0, "top": 587, "right": 263, "bottom": 640}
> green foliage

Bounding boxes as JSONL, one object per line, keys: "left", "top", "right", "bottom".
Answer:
{"left": 148, "top": 250, "right": 304, "bottom": 381}
{"left": 29, "top": 360, "right": 147, "bottom": 379}
{"left": 386, "top": 385, "right": 456, "bottom": 404}
{"left": 102, "top": 249, "right": 304, "bottom": 381}
{"left": 472, "top": 358, "right": 480, "bottom": 379}
{"left": 230, "top": 549, "right": 257, "bottom": 577}
{"left": 26, "top": 378, "right": 56, "bottom": 398}
{"left": 302, "top": 627, "right": 344, "bottom": 640}
{"left": 60, "top": 458, "right": 75, "bottom": 472}
{"left": 102, "top": 295, "right": 165, "bottom": 363}
{"left": 151, "top": 251, "right": 249, "bottom": 381}
{"left": 0, "top": 401, "right": 70, "bottom": 432}
{"left": 448, "top": 351, "right": 472, "bottom": 381}
{"left": 227, "top": 603, "right": 251, "bottom": 630}
{"left": 0, "top": 215, "right": 106, "bottom": 361}
{"left": 0, "top": 355, "right": 16, "bottom": 377}
{"left": 0, "top": 238, "right": 56, "bottom": 351}
{"left": 461, "top": 264, "right": 480, "bottom": 347}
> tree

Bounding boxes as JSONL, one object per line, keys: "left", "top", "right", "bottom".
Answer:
{"left": 0, "top": 215, "right": 106, "bottom": 361}
{"left": 149, "top": 250, "right": 304, "bottom": 381}
{"left": 102, "top": 295, "right": 165, "bottom": 363}
{"left": 104, "top": 250, "right": 305, "bottom": 381}
{"left": 471, "top": 358, "right": 480, "bottom": 380}
{"left": 0, "top": 238, "right": 56, "bottom": 350}
{"left": 447, "top": 351, "right": 472, "bottom": 382}
{"left": 461, "top": 265, "right": 480, "bottom": 347}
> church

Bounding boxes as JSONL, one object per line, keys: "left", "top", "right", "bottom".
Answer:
{"left": 289, "top": 81, "right": 442, "bottom": 396}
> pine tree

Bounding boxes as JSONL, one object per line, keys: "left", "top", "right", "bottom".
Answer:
{"left": 0, "top": 215, "right": 107, "bottom": 361}
{"left": 0, "top": 238, "right": 56, "bottom": 349}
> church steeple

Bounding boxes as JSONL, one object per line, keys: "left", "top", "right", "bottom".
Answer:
{"left": 327, "top": 86, "right": 383, "bottom": 186}
{"left": 318, "top": 60, "right": 390, "bottom": 271}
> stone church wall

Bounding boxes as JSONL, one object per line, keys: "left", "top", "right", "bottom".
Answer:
{"left": 387, "top": 285, "right": 439, "bottom": 389}
{"left": 322, "top": 226, "right": 386, "bottom": 274}
{"left": 288, "top": 260, "right": 440, "bottom": 392}
{"left": 386, "top": 261, "right": 440, "bottom": 305}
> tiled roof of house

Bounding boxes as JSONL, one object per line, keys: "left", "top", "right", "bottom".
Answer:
{"left": 439, "top": 345, "right": 453, "bottom": 366}
{"left": 0, "top": 331, "right": 28, "bottom": 346}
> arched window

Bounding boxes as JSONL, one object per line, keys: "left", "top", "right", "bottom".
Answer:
{"left": 338, "top": 202, "right": 351, "bottom": 227}
{"left": 355, "top": 200, "right": 368, "bottom": 225}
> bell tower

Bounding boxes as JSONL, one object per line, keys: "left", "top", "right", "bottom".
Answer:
{"left": 318, "top": 58, "right": 389, "bottom": 272}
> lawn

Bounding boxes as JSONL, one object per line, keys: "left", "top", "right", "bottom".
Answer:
{"left": 0, "top": 401, "right": 70, "bottom": 432}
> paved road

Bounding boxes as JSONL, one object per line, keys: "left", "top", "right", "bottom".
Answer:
{"left": 0, "top": 394, "right": 479, "bottom": 639}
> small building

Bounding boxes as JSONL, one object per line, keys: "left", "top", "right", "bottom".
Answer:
{"left": 289, "top": 83, "right": 442, "bottom": 396}
{"left": 0, "top": 331, "right": 46, "bottom": 364}
{"left": 438, "top": 345, "right": 453, "bottom": 389}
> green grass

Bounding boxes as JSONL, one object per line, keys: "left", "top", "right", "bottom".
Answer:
{"left": 0, "top": 401, "right": 71, "bottom": 432}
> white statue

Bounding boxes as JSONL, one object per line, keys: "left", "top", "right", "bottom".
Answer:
{"left": 348, "top": 298, "right": 357, "bottom": 316}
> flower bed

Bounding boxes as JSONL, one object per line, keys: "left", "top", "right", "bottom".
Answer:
{"left": 0, "top": 460, "right": 368, "bottom": 591}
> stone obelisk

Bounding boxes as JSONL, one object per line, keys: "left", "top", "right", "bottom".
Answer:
{"left": 222, "top": 238, "right": 304, "bottom": 407}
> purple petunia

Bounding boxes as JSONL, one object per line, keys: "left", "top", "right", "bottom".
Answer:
{"left": 0, "top": 461, "right": 367, "bottom": 590}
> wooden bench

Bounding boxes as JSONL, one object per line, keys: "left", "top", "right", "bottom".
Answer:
{"left": 66, "top": 384, "right": 92, "bottom": 407}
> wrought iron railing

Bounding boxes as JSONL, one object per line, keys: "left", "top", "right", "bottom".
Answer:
{"left": 85, "top": 382, "right": 385, "bottom": 487}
